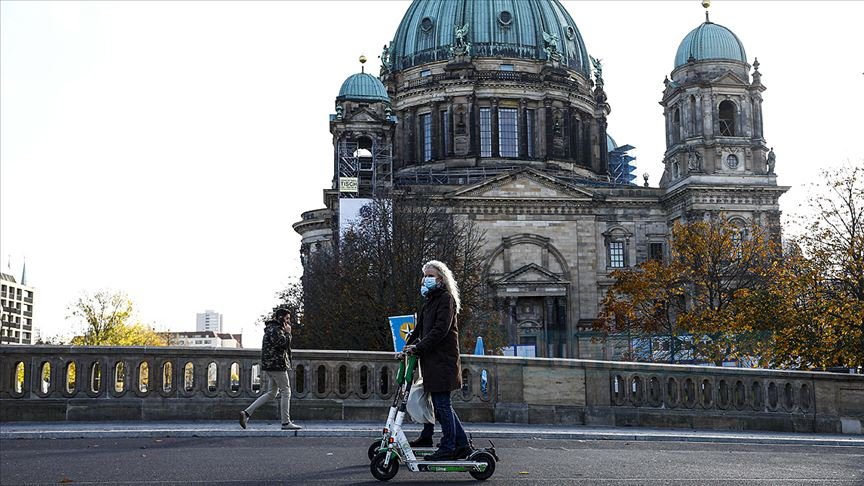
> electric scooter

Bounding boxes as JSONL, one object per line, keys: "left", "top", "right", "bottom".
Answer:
{"left": 366, "top": 355, "right": 436, "bottom": 460}
{"left": 369, "top": 354, "right": 499, "bottom": 481}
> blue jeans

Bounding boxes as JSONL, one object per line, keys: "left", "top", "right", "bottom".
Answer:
{"left": 430, "top": 391, "right": 468, "bottom": 452}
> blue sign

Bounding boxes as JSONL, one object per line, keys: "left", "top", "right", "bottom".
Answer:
{"left": 388, "top": 314, "right": 415, "bottom": 352}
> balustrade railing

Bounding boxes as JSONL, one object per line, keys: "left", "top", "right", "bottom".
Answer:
{"left": 1, "top": 346, "right": 861, "bottom": 434}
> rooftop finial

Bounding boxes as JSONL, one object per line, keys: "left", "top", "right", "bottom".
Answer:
{"left": 702, "top": 0, "right": 711, "bottom": 22}
{"left": 359, "top": 55, "right": 367, "bottom": 73}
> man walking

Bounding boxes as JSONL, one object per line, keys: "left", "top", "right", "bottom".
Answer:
{"left": 239, "top": 307, "right": 301, "bottom": 430}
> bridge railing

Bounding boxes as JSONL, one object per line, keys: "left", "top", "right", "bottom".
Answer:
{"left": 1, "top": 346, "right": 861, "bottom": 434}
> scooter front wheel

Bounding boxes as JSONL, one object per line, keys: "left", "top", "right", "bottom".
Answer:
{"left": 367, "top": 440, "right": 383, "bottom": 460}
{"left": 370, "top": 451, "right": 399, "bottom": 481}
{"left": 468, "top": 451, "right": 496, "bottom": 480}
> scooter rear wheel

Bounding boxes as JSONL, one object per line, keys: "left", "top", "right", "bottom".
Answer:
{"left": 370, "top": 451, "right": 399, "bottom": 481}
{"left": 468, "top": 451, "right": 496, "bottom": 480}
{"left": 367, "top": 440, "right": 383, "bottom": 460}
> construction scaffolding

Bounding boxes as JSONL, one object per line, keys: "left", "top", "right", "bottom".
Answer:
{"left": 337, "top": 140, "right": 392, "bottom": 198}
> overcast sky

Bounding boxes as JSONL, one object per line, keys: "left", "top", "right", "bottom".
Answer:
{"left": 2, "top": 1, "right": 862, "bottom": 347}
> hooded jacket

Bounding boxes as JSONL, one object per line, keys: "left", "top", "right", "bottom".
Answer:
{"left": 261, "top": 319, "right": 292, "bottom": 371}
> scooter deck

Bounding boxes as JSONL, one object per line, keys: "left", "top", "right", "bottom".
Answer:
{"left": 414, "top": 460, "right": 487, "bottom": 471}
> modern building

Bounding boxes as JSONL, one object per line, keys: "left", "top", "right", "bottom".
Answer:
{"left": 293, "top": 0, "right": 787, "bottom": 359}
{"left": 1, "top": 269, "right": 36, "bottom": 345}
{"left": 166, "top": 330, "right": 242, "bottom": 348}
{"left": 196, "top": 309, "right": 223, "bottom": 333}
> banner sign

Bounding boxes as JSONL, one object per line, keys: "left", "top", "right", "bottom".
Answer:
{"left": 339, "top": 177, "right": 359, "bottom": 193}
{"left": 388, "top": 314, "right": 415, "bottom": 352}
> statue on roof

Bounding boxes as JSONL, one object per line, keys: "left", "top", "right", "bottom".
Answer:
{"left": 767, "top": 147, "right": 776, "bottom": 174}
{"left": 590, "top": 55, "right": 604, "bottom": 89}
{"left": 542, "top": 31, "right": 561, "bottom": 62}
{"left": 379, "top": 43, "right": 392, "bottom": 73}
{"left": 451, "top": 23, "right": 471, "bottom": 57}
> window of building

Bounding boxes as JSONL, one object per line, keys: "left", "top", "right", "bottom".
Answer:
{"left": 480, "top": 108, "right": 492, "bottom": 157}
{"left": 498, "top": 108, "right": 518, "bottom": 157}
{"left": 500, "top": 64, "right": 514, "bottom": 71}
{"left": 672, "top": 107, "right": 680, "bottom": 143}
{"left": 689, "top": 95, "right": 697, "bottom": 135}
{"left": 649, "top": 242, "right": 664, "bottom": 262}
{"left": 526, "top": 109, "right": 536, "bottom": 157}
{"left": 420, "top": 113, "right": 432, "bottom": 162}
{"left": 609, "top": 241, "right": 625, "bottom": 268}
{"left": 420, "top": 69, "right": 431, "bottom": 77}
{"left": 441, "top": 110, "right": 449, "bottom": 155}
{"left": 719, "top": 100, "right": 736, "bottom": 136}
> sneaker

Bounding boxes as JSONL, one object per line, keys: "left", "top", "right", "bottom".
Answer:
{"left": 239, "top": 411, "right": 249, "bottom": 429}
{"left": 409, "top": 437, "right": 433, "bottom": 447}
{"left": 281, "top": 422, "right": 302, "bottom": 430}
{"left": 454, "top": 444, "right": 473, "bottom": 459}
{"left": 425, "top": 448, "right": 455, "bottom": 461}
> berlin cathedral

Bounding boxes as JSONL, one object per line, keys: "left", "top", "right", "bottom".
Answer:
{"left": 293, "top": 0, "right": 787, "bottom": 359}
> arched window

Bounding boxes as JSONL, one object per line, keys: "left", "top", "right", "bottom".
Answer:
{"left": 689, "top": 96, "right": 697, "bottom": 136}
{"left": 672, "top": 107, "right": 681, "bottom": 143}
{"left": 718, "top": 100, "right": 736, "bottom": 136}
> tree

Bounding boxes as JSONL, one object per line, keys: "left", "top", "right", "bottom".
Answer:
{"left": 288, "top": 192, "right": 505, "bottom": 353}
{"left": 598, "top": 217, "right": 780, "bottom": 364}
{"left": 769, "top": 164, "right": 864, "bottom": 368}
{"left": 67, "top": 290, "right": 167, "bottom": 346}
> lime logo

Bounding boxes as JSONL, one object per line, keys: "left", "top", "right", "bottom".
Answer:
{"left": 399, "top": 322, "right": 413, "bottom": 340}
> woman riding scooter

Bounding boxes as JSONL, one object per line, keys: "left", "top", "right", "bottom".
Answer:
{"left": 402, "top": 260, "right": 472, "bottom": 461}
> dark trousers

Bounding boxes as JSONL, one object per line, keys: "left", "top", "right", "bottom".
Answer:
{"left": 428, "top": 391, "right": 468, "bottom": 452}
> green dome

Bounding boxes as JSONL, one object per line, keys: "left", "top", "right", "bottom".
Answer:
{"left": 674, "top": 21, "right": 747, "bottom": 68}
{"left": 337, "top": 72, "right": 390, "bottom": 103}
{"left": 390, "top": 0, "right": 590, "bottom": 75}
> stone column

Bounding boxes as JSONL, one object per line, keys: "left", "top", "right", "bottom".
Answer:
{"left": 406, "top": 107, "right": 417, "bottom": 166}
{"left": 446, "top": 97, "right": 455, "bottom": 157}
{"left": 518, "top": 98, "right": 528, "bottom": 158}
{"left": 544, "top": 99, "right": 554, "bottom": 158}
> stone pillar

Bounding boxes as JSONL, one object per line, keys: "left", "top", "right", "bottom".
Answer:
{"left": 544, "top": 99, "right": 554, "bottom": 158}
{"left": 406, "top": 107, "right": 417, "bottom": 165}
{"left": 518, "top": 99, "right": 528, "bottom": 158}
{"left": 446, "top": 97, "right": 455, "bottom": 157}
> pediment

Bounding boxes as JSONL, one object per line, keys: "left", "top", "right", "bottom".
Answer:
{"left": 449, "top": 168, "right": 595, "bottom": 201}
{"left": 492, "top": 263, "right": 567, "bottom": 285}
{"left": 710, "top": 72, "right": 749, "bottom": 86}
{"left": 346, "top": 109, "right": 381, "bottom": 122}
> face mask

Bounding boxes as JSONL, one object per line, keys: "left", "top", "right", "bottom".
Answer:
{"left": 420, "top": 276, "right": 437, "bottom": 296}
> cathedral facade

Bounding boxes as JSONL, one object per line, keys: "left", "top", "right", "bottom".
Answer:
{"left": 293, "top": 0, "right": 787, "bottom": 359}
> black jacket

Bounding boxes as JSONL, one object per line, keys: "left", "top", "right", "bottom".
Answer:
{"left": 407, "top": 287, "right": 462, "bottom": 393}
{"left": 261, "top": 320, "right": 292, "bottom": 371}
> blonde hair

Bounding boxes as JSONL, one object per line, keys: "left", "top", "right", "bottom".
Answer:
{"left": 422, "top": 260, "right": 461, "bottom": 314}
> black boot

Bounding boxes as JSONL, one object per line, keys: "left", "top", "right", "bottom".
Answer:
{"left": 425, "top": 448, "right": 455, "bottom": 461}
{"left": 454, "top": 443, "right": 474, "bottom": 459}
{"left": 409, "top": 436, "right": 433, "bottom": 447}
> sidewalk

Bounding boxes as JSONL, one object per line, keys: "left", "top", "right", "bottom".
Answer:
{"left": 2, "top": 420, "right": 862, "bottom": 447}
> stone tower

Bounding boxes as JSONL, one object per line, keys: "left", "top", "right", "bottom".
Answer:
{"left": 658, "top": 5, "right": 787, "bottom": 229}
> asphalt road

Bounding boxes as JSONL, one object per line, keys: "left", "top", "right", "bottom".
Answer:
{"left": 1, "top": 437, "right": 862, "bottom": 485}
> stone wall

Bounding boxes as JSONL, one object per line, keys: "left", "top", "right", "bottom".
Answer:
{"left": 1, "top": 346, "right": 861, "bottom": 434}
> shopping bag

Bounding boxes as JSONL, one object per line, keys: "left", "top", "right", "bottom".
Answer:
{"left": 406, "top": 377, "right": 435, "bottom": 424}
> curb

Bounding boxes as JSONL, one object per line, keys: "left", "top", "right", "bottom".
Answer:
{"left": 2, "top": 425, "right": 862, "bottom": 447}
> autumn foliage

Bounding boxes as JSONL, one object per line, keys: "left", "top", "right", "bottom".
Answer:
{"left": 598, "top": 165, "right": 863, "bottom": 370}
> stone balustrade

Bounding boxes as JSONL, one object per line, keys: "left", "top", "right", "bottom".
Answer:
{"left": 1, "top": 346, "right": 861, "bottom": 434}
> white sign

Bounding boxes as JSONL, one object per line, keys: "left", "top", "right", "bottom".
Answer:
{"left": 339, "top": 177, "right": 359, "bottom": 193}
